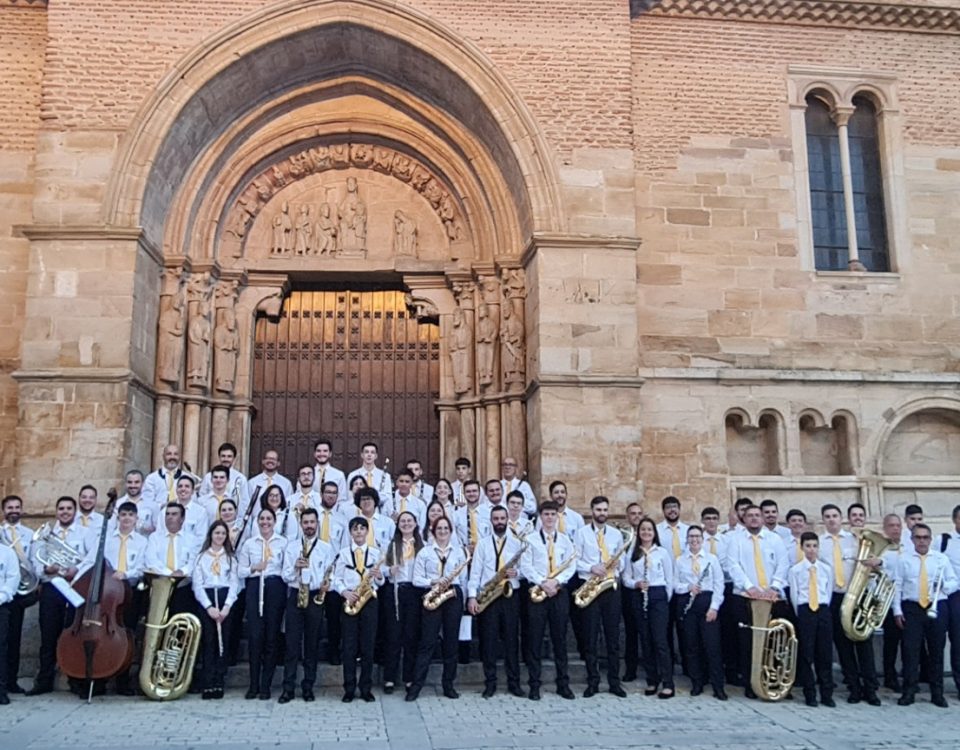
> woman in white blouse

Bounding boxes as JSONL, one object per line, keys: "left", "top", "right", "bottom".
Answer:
{"left": 381, "top": 511, "right": 423, "bottom": 693}
{"left": 192, "top": 520, "right": 239, "bottom": 700}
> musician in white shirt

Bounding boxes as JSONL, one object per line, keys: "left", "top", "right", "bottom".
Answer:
{"left": 192, "top": 520, "right": 239, "bottom": 700}
{"left": 144, "top": 502, "right": 199, "bottom": 614}
{"left": 0, "top": 542, "right": 20, "bottom": 705}
{"left": 3, "top": 494, "right": 35, "bottom": 696}
{"left": 198, "top": 465, "right": 235, "bottom": 527}
{"left": 169, "top": 475, "right": 210, "bottom": 547}
{"left": 246, "top": 449, "right": 294, "bottom": 506}
{"left": 538, "top": 481, "right": 584, "bottom": 539}
{"left": 76, "top": 483, "right": 106, "bottom": 536}
{"left": 287, "top": 465, "right": 321, "bottom": 519}
{"left": 760, "top": 498, "right": 794, "bottom": 545}
{"left": 311, "top": 439, "right": 348, "bottom": 508}
{"left": 347, "top": 441, "right": 393, "bottom": 501}
{"left": 198, "top": 442, "right": 249, "bottom": 511}
{"left": 454, "top": 481, "right": 490, "bottom": 553}
{"left": 382, "top": 471, "right": 427, "bottom": 530}
{"left": 500, "top": 457, "right": 536, "bottom": 516}
{"left": 943, "top": 504, "right": 960, "bottom": 699}
{"left": 405, "top": 459, "right": 434, "bottom": 504}
{"left": 788, "top": 532, "right": 836, "bottom": 708}
{"left": 142, "top": 443, "right": 187, "bottom": 508}
{"left": 380, "top": 512, "right": 423, "bottom": 694}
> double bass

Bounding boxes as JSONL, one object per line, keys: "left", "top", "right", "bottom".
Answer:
{"left": 57, "top": 488, "right": 135, "bottom": 701}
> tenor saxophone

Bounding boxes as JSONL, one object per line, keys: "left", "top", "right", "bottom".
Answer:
{"left": 343, "top": 552, "right": 384, "bottom": 616}
{"left": 573, "top": 527, "right": 635, "bottom": 609}
{"left": 139, "top": 573, "right": 202, "bottom": 701}
{"left": 474, "top": 542, "right": 529, "bottom": 614}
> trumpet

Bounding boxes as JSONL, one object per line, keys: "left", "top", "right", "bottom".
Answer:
{"left": 474, "top": 542, "right": 528, "bottom": 614}
{"left": 927, "top": 565, "right": 946, "bottom": 619}
{"left": 573, "top": 527, "right": 635, "bottom": 609}
{"left": 343, "top": 552, "right": 384, "bottom": 616}
{"left": 423, "top": 549, "right": 471, "bottom": 610}
{"left": 529, "top": 550, "right": 578, "bottom": 603}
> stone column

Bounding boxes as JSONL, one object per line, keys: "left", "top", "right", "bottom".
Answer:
{"left": 152, "top": 396, "right": 173, "bottom": 467}
{"left": 182, "top": 399, "right": 202, "bottom": 472}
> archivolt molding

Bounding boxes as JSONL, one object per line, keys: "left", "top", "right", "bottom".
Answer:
{"left": 632, "top": 0, "right": 960, "bottom": 34}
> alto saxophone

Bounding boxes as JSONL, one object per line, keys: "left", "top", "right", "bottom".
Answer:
{"left": 343, "top": 552, "right": 384, "bottom": 616}
{"left": 312, "top": 560, "right": 336, "bottom": 606}
{"left": 529, "top": 549, "right": 578, "bottom": 603}
{"left": 296, "top": 538, "right": 311, "bottom": 609}
{"left": 422, "top": 549, "right": 472, "bottom": 610}
{"left": 574, "top": 527, "right": 635, "bottom": 609}
{"left": 475, "top": 542, "right": 529, "bottom": 614}
{"left": 139, "top": 573, "right": 202, "bottom": 701}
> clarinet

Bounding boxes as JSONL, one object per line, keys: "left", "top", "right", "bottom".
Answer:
{"left": 379, "top": 458, "right": 391, "bottom": 496}
{"left": 642, "top": 551, "right": 649, "bottom": 614}
{"left": 682, "top": 562, "right": 712, "bottom": 618}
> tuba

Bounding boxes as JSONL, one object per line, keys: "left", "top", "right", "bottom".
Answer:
{"left": 139, "top": 573, "right": 202, "bottom": 701}
{"left": 740, "top": 597, "right": 797, "bottom": 701}
{"left": 573, "top": 527, "right": 635, "bottom": 609}
{"left": 840, "top": 529, "right": 898, "bottom": 641}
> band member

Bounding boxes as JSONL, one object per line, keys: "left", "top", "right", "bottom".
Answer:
{"left": 198, "top": 465, "right": 234, "bottom": 525}
{"left": 26, "top": 496, "right": 87, "bottom": 695}
{"left": 521, "top": 501, "right": 576, "bottom": 700}
{"left": 354, "top": 487, "right": 394, "bottom": 550}
{"left": 820, "top": 503, "right": 879, "bottom": 705}
{"left": 468, "top": 506, "right": 525, "bottom": 698}
{"left": 316, "top": 481, "right": 346, "bottom": 666}
{"left": 506, "top": 491, "right": 533, "bottom": 538}
{"left": 483, "top": 478, "right": 506, "bottom": 511}
{"left": 287, "top": 464, "right": 320, "bottom": 516}
{"left": 726, "top": 503, "right": 788, "bottom": 699}
{"left": 199, "top": 442, "right": 250, "bottom": 510}
{"left": 192, "top": 520, "right": 239, "bottom": 700}
{"left": 76, "top": 483, "right": 105, "bottom": 535}
{"left": 73, "top": 500, "right": 147, "bottom": 695}
{"left": 620, "top": 502, "right": 644, "bottom": 683}
{"left": 500, "top": 457, "right": 536, "bottom": 516}
{"left": 894, "top": 522, "right": 958, "bottom": 707}
{"left": 169, "top": 475, "right": 209, "bottom": 546}
{"left": 433, "top": 479, "right": 456, "bottom": 515}
{"left": 257, "top": 485, "right": 298, "bottom": 543}
{"left": 216, "top": 498, "right": 242, "bottom": 545}
{"left": 574, "top": 495, "right": 627, "bottom": 698}
{"left": 0, "top": 541, "right": 20, "bottom": 704}
{"left": 333, "top": 517, "right": 383, "bottom": 702}
{"left": 675, "top": 524, "right": 726, "bottom": 700}
{"left": 785, "top": 509, "right": 808, "bottom": 565}
{"left": 381, "top": 511, "right": 423, "bottom": 693}
{"left": 405, "top": 459, "right": 434, "bottom": 503}
{"left": 450, "top": 456, "right": 474, "bottom": 507}
{"left": 142, "top": 444, "right": 187, "bottom": 507}
{"left": 900, "top": 504, "right": 924, "bottom": 555}
{"left": 407, "top": 516, "right": 466, "bottom": 701}
{"left": 623, "top": 518, "right": 674, "bottom": 698}
{"left": 422, "top": 500, "right": 454, "bottom": 545}
{"left": 847, "top": 503, "right": 867, "bottom": 530}
{"left": 144, "top": 503, "right": 198, "bottom": 615}
{"left": 383, "top": 470, "right": 427, "bottom": 529}
{"left": 238, "top": 507, "right": 286, "bottom": 700}
{"left": 864, "top": 513, "right": 904, "bottom": 691}
{"left": 719, "top": 496, "right": 753, "bottom": 534}
{"left": 657, "top": 496, "right": 689, "bottom": 560}
{"left": 789, "top": 532, "right": 836, "bottom": 708}
{"left": 348, "top": 441, "right": 393, "bottom": 500}
{"left": 760, "top": 499, "right": 793, "bottom": 544}
{"left": 215, "top": 498, "right": 244, "bottom": 664}
{"left": 247, "top": 448, "right": 294, "bottom": 502}
{"left": 2, "top": 495, "right": 35, "bottom": 695}
{"left": 454, "top": 480, "right": 490, "bottom": 553}
{"left": 719, "top": 500, "right": 751, "bottom": 686}
{"left": 943, "top": 504, "right": 960, "bottom": 699}
{"left": 111, "top": 472, "right": 155, "bottom": 536}
{"left": 312, "top": 438, "right": 348, "bottom": 508}
{"left": 538, "top": 481, "right": 585, "bottom": 539}
{"left": 280, "top": 507, "right": 334, "bottom": 703}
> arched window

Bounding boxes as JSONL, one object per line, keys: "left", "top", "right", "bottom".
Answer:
{"left": 848, "top": 96, "right": 889, "bottom": 272}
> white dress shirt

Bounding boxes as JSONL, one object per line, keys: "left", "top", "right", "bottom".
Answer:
{"left": 383, "top": 538, "right": 420, "bottom": 584}
{"left": 237, "top": 534, "right": 287, "bottom": 580}
{"left": 199, "top": 467, "right": 250, "bottom": 510}
{"left": 75, "top": 529, "right": 148, "bottom": 582}
{"left": 411, "top": 480, "right": 434, "bottom": 504}
{"left": 30, "top": 522, "right": 89, "bottom": 581}
{"left": 536, "top": 506, "right": 585, "bottom": 540}
{"left": 75, "top": 511, "right": 105, "bottom": 537}
{"left": 900, "top": 526, "right": 916, "bottom": 555}
{"left": 282, "top": 535, "right": 335, "bottom": 591}
{"left": 574, "top": 523, "right": 627, "bottom": 579}
{"left": 192, "top": 549, "right": 240, "bottom": 608}
{"left": 314, "top": 506, "right": 347, "bottom": 550}
{"left": 500, "top": 477, "right": 536, "bottom": 516}
{"left": 197, "top": 493, "right": 236, "bottom": 527}
{"left": 332, "top": 544, "right": 382, "bottom": 595}
{"left": 767, "top": 525, "right": 794, "bottom": 545}
{"left": 673, "top": 550, "right": 724, "bottom": 611}
{"left": 168, "top": 501, "right": 210, "bottom": 547}
{"left": 1, "top": 521, "right": 34, "bottom": 561}
{"left": 311, "top": 463, "right": 348, "bottom": 505}
{"left": 144, "top": 530, "right": 199, "bottom": 575}
{"left": 382, "top": 493, "right": 428, "bottom": 531}
{"left": 247, "top": 472, "right": 294, "bottom": 505}
{"left": 788, "top": 559, "right": 834, "bottom": 613}
{"left": 454, "top": 504, "right": 492, "bottom": 546}
{"left": 142, "top": 466, "right": 189, "bottom": 508}
{"left": 286, "top": 489, "right": 322, "bottom": 517}
{"left": 467, "top": 533, "right": 525, "bottom": 597}
{"left": 0, "top": 545, "right": 20, "bottom": 604}
{"left": 347, "top": 466, "right": 393, "bottom": 499}
{"left": 521, "top": 530, "right": 577, "bottom": 587}
{"left": 940, "top": 529, "right": 960, "bottom": 579}
{"left": 818, "top": 529, "right": 858, "bottom": 593}
{"left": 623, "top": 544, "right": 674, "bottom": 596}
{"left": 413, "top": 542, "right": 468, "bottom": 589}
{"left": 108, "top": 496, "right": 158, "bottom": 535}
{"left": 657, "top": 520, "right": 690, "bottom": 559}
{"left": 726, "top": 528, "right": 789, "bottom": 595}
{"left": 893, "top": 550, "right": 959, "bottom": 616}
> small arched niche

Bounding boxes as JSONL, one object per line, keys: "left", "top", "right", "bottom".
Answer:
{"left": 881, "top": 408, "right": 960, "bottom": 476}
{"left": 726, "top": 410, "right": 783, "bottom": 476}
{"left": 799, "top": 412, "right": 855, "bottom": 476}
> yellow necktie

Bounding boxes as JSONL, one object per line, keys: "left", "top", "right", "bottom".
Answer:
{"left": 692, "top": 553, "right": 701, "bottom": 577}
{"left": 81, "top": 515, "right": 90, "bottom": 528}
{"left": 166, "top": 472, "right": 175, "bottom": 501}
{"left": 751, "top": 535, "right": 768, "bottom": 588}
{"left": 320, "top": 510, "right": 330, "bottom": 543}
{"left": 400, "top": 497, "right": 407, "bottom": 514}
{"left": 469, "top": 508, "right": 478, "bottom": 545}
{"left": 709, "top": 537, "right": 717, "bottom": 556}
{"left": 403, "top": 539, "right": 415, "bottom": 561}
{"left": 60, "top": 527, "right": 68, "bottom": 541}
{"left": 6, "top": 526, "right": 24, "bottom": 557}
{"left": 166, "top": 534, "right": 177, "bottom": 569}
{"left": 597, "top": 529, "right": 610, "bottom": 578}
{"left": 795, "top": 539, "right": 803, "bottom": 564}
{"left": 354, "top": 547, "right": 366, "bottom": 574}
{"left": 210, "top": 550, "right": 222, "bottom": 576}
{"left": 547, "top": 534, "right": 556, "bottom": 574}
{"left": 671, "top": 527, "right": 681, "bottom": 559}
{"left": 266, "top": 475, "right": 273, "bottom": 488}
{"left": 831, "top": 535, "right": 845, "bottom": 588}
{"left": 366, "top": 471, "right": 373, "bottom": 487}
{"left": 317, "top": 467, "right": 325, "bottom": 486}
{"left": 366, "top": 522, "right": 375, "bottom": 548}
{"left": 215, "top": 496, "right": 224, "bottom": 520}
{"left": 919, "top": 554, "right": 930, "bottom": 608}
{"left": 262, "top": 539, "right": 272, "bottom": 563}
{"left": 301, "top": 493, "right": 311, "bottom": 510}
{"left": 809, "top": 566, "right": 819, "bottom": 611}
{"left": 117, "top": 534, "right": 129, "bottom": 574}
{"left": 495, "top": 537, "right": 506, "bottom": 571}
{"left": 559, "top": 513, "right": 566, "bottom": 534}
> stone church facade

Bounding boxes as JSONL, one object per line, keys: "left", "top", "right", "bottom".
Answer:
{"left": 1, "top": 0, "right": 958, "bottom": 525}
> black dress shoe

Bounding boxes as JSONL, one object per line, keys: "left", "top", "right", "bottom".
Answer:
{"left": 508, "top": 685, "right": 525, "bottom": 698}
{"left": 258, "top": 691, "right": 271, "bottom": 700}
{"left": 884, "top": 679, "right": 902, "bottom": 692}
{"left": 805, "top": 697, "right": 818, "bottom": 707}
{"left": 482, "top": 686, "right": 496, "bottom": 698}
{"left": 714, "top": 689, "right": 728, "bottom": 701}
{"left": 847, "top": 692, "right": 861, "bottom": 704}
{"left": 644, "top": 685, "right": 659, "bottom": 697}
{"left": 690, "top": 684, "right": 703, "bottom": 697}
{"left": 897, "top": 694, "right": 915, "bottom": 706}
{"left": 405, "top": 687, "right": 420, "bottom": 702}
{"left": 329, "top": 656, "right": 341, "bottom": 666}
{"left": 558, "top": 686, "right": 575, "bottom": 700}
{"left": 8, "top": 684, "right": 24, "bottom": 695}
{"left": 383, "top": 684, "right": 394, "bottom": 695}
{"left": 117, "top": 686, "right": 136, "bottom": 697}
{"left": 342, "top": 692, "right": 354, "bottom": 703}
{"left": 245, "top": 688, "right": 258, "bottom": 700}
{"left": 25, "top": 685, "right": 53, "bottom": 696}
{"left": 278, "top": 691, "right": 294, "bottom": 704}
{"left": 361, "top": 692, "right": 375, "bottom": 703}
{"left": 622, "top": 671, "right": 637, "bottom": 683}
{"left": 822, "top": 697, "right": 836, "bottom": 708}
{"left": 528, "top": 688, "right": 541, "bottom": 701}
{"left": 443, "top": 687, "right": 460, "bottom": 700}
{"left": 302, "top": 689, "right": 315, "bottom": 702}
{"left": 658, "top": 689, "right": 675, "bottom": 700}
{"left": 583, "top": 685, "right": 598, "bottom": 698}
{"left": 0, "top": 694, "right": 9, "bottom": 705}
{"left": 932, "top": 695, "right": 949, "bottom": 708}
{"left": 610, "top": 685, "right": 627, "bottom": 698}
{"left": 744, "top": 687, "right": 758, "bottom": 700}
{"left": 864, "top": 693, "right": 881, "bottom": 706}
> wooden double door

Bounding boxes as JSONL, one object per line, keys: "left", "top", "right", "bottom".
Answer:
{"left": 250, "top": 287, "right": 441, "bottom": 481}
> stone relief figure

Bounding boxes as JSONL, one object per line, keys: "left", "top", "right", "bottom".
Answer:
{"left": 373, "top": 147, "right": 393, "bottom": 173}
{"left": 392, "top": 210, "right": 418, "bottom": 257}
{"left": 501, "top": 301, "right": 525, "bottom": 385}
{"left": 315, "top": 202, "right": 337, "bottom": 255}
{"left": 187, "top": 283, "right": 213, "bottom": 388}
{"left": 295, "top": 204, "right": 313, "bottom": 255}
{"left": 271, "top": 164, "right": 287, "bottom": 188}
{"left": 253, "top": 180, "right": 271, "bottom": 204}
{"left": 338, "top": 177, "right": 367, "bottom": 254}
{"left": 271, "top": 201, "right": 292, "bottom": 254}
{"left": 330, "top": 143, "right": 350, "bottom": 167}
{"left": 214, "top": 305, "right": 240, "bottom": 393}
{"left": 450, "top": 304, "right": 473, "bottom": 395}
{"left": 157, "top": 274, "right": 186, "bottom": 385}
{"left": 476, "top": 302, "right": 498, "bottom": 387}
{"left": 391, "top": 153, "right": 413, "bottom": 181}
{"left": 350, "top": 143, "right": 373, "bottom": 168}
{"left": 225, "top": 196, "right": 255, "bottom": 239}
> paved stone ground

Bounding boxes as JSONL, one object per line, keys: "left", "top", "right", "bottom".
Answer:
{"left": 3, "top": 682, "right": 955, "bottom": 750}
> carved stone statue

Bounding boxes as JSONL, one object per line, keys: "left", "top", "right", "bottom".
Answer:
{"left": 501, "top": 301, "right": 524, "bottom": 385}
{"left": 157, "top": 275, "right": 186, "bottom": 385}
{"left": 187, "top": 291, "right": 212, "bottom": 388}
{"left": 338, "top": 177, "right": 367, "bottom": 255}
{"left": 450, "top": 304, "right": 473, "bottom": 395}
{"left": 225, "top": 196, "right": 255, "bottom": 239}
{"left": 271, "top": 201, "right": 292, "bottom": 254}
{"left": 214, "top": 305, "right": 240, "bottom": 393}
{"left": 476, "top": 302, "right": 498, "bottom": 387}
{"left": 315, "top": 202, "right": 337, "bottom": 255}
{"left": 294, "top": 204, "right": 313, "bottom": 255}
{"left": 392, "top": 209, "right": 418, "bottom": 257}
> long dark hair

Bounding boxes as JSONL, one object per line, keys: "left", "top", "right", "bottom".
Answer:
{"left": 422, "top": 499, "right": 448, "bottom": 543}
{"left": 386, "top": 511, "right": 423, "bottom": 566}
{"left": 631, "top": 518, "right": 661, "bottom": 562}
{"left": 201, "top": 519, "right": 236, "bottom": 558}
{"left": 263, "top": 485, "right": 286, "bottom": 511}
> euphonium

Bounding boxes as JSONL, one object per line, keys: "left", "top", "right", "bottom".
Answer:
{"left": 343, "top": 552, "right": 384, "bottom": 616}
{"left": 529, "top": 550, "right": 578, "bottom": 604}
{"left": 33, "top": 522, "right": 84, "bottom": 570}
{"left": 840, "top": 528, "right": 898, "bottom": 641}
{"left": 740, "top": 597, "right": 797, "bottom": 701}
{"left": 573, "top": 527, "right": 635, "bottom": 609}
{"left": 475, "top": 542, "right": 528, "bottom": 614}
{"left": 422, "top": 549, "right": 471, "bottom": 610}
{"left": 139, "top": 573, "right": 202, "bottom": 701}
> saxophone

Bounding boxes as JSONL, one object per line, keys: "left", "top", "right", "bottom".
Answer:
{"left": 422, "top": 548, "right": 472, "bottom": 610}
{"left": 343, "top": 552, "right": 384, "bottom": 616}
{"left": 296, "top": 537, "right": 311, "bottom": 609}
{"left": 529, "top": 549, "right": 578, "bottom": 604}
{"left": 474, "top": 541, "right": 528, "bottom": 614}
{"left": 740, "top": 596, "right": 797, "bottom": 701}
{"left": 312, "top": 560, "right": 336, "bottom": 606}
{"left": 139, "top": 573, "right": 202, "bottom": 701}
{"left": 840, "top": 528, "right": 898, "bottom": 641}
{"left": 573, "top": 527, "right": 635, "bottom": 609}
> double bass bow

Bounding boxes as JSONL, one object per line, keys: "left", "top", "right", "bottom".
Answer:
{"left": 57, "top": 488, "right": 135, "bottom": 702}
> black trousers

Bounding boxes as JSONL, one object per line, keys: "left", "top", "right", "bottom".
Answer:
{"left": 245, "top": 576, "right": 285, "bottom": 693}
{"left": 567, "top": 577, "right": 586, "bottom": 658}
{"left": 948, "top": 591, "right": 960, "bottom": 692}
{"left": 382, "top": 582, "right": 421, "bottom": 686}
{"left": 882, "top": 609, "right": 901, "bottom": 682}
{"left": 479, "top": 592, "right": 520, "bottom": 689}
{"left": 796, "top": 603, "right": 834, "bottom": 700}
{"left": 719, "top": 581, "right": 740, "bottom": 681}
{"left": 6, "top": 591, "right": 37, "bottom": 686}
{"left": 635, "top": 586, "right": 672, "bottom": 689}
{"left": 227, "top": 588, "right": 246, "bottom": 664}
{"left": 678, "top": 592, "right": 723, "bottom": 692}
{"left": 902, "top": 600, "right": 947, "bottom": 698}
{"left": 413, "top": 588, "right": 461, "bottom": 690}
{"left": 199, "top": 587, "right": 235, "bottom": 690}
{"left": 581, "top": 581, "right": 622, "bottom": 689}
{"left": 283, "top": 588, "right": 324, "bottom": 692}
{"left": 0, "top": 603, "right": 10, "bottom": 695}
{"left": 35, "top": 583, "right": 75, "bottom": 688}
{"left": 341, "top": 597, "right": 378, "bottom": 695}
{"left": 116, "top": 583, "right": 142, "bottom": 689}
{"left": 621, "top": 587, "right": 639, "bottom": 678}
{"left": 324, "top": 590, "right": 343, "bottom": 663}
{"left": 526, "top": 588, "right": 570, "bottom": 690}
{"left": 830, "top": 592, "right": 878, "bottom": 695}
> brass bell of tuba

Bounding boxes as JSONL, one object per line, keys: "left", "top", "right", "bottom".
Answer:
{"left": 840, "top": 528, "right": 898, "bottom": 641}
{"left": 139, "top": 573, "right": 202, "bottom": 701}
{"left": 740, "top": 597, "right": 797, "bottom": 701}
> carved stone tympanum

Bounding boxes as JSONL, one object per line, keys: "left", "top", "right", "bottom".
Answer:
{"left": 271, "top": 201, "right": 292, "bottom": 254}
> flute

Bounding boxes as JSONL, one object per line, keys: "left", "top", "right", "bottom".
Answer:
{"left": 641, "top": 550, "right": 649, "bottom": 614}
{"left": 214, "top": 587, "right": 224, "bottom": 657}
